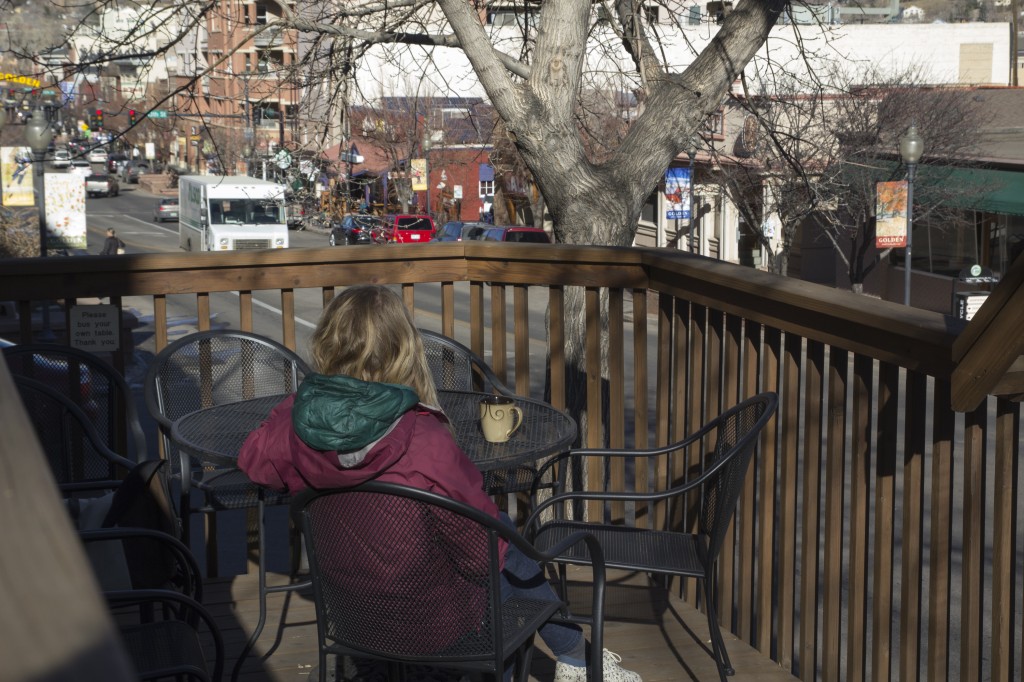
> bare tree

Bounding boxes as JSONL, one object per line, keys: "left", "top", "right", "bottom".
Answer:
{"left": 5, "top": 0, "right": 791, "bottom": 433}
{"left": 717, "top": 64, "right": 991, "bottom": 288}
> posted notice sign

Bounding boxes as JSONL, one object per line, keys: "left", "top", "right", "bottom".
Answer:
{"left": 70, "top": 304, "right": 120, "bottom": 351}
{"left": 875, "top": 181, "right": 908, "bottom": 248}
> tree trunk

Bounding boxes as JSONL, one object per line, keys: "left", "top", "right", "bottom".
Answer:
{"left": 438, "top": 0, "right": 788, "bottom": 440}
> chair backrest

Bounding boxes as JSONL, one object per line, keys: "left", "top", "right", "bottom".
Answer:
{"left": 697, "top": 392, "right": 778, "bottom": 561}
{"left": 419, "top": 329, "right": 512, "bottom": 395}
{"left": 13, "top": 375, "right": 136, "bottom": 490}
{"left": 3, "top": 343, "right": 147, "bottom": 461}
{"left": 144, "top": 330, "right": 310, "bottom": 474}
{"left": 294, "top": 482, "right": 508, "bottom": 664}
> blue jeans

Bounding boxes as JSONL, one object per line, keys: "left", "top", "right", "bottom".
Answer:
{"left": 499, "top": 513, "right": 583, "bottom": 659}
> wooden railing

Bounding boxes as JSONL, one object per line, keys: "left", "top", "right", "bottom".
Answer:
{"left": 1, "top": 242, "right": 1019, "bottom": 682}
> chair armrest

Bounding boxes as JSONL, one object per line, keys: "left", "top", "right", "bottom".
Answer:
{"left": 510, "top": 528, "right": 606, "bottom": 675}
{"left": 80, "top": 527, "right": 201, "bottom": 600}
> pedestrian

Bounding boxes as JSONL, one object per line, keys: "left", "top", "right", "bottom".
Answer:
{"left": 100, "top": 228, "right": 126, "bottom": 255}
{"left": 238, "top": 285, "right": 642, "bottom": 682}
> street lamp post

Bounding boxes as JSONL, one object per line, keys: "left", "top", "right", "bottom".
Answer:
{"left": 422, "top": 132, "right": 432, "bottom": 218}
{"left": 26, "top": 110, "right": 54, "bottom": 257}
{"left": 899, "top": 124, "right": 924, "bottom": 306}
{"left": 25, "top": 109, "right": 55, "bottom": 341}
{"left": 687, "top": 145, "right": 697, "bottom": 253}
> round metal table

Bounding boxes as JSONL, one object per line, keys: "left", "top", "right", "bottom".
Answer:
{"left": 170, "top": 390, "right": 577, "bottom": 473}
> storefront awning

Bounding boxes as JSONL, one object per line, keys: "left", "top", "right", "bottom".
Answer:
{"left": 943, "top": 167, "right": 1024, "bottom": 217}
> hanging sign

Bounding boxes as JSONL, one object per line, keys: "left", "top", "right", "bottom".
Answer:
{"left": 875, "top": 181, "right": 908, "bottom": 248}
{"left": 664, "top": 167, "right": 692, "bottom": 220}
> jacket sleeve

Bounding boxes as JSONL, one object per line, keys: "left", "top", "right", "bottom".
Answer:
{"left": 238, "top": 395, "right": 301, "bottom": 492}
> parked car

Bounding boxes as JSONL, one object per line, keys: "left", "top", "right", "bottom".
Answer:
{"left": 477, "top": 225, "right": 552, "bottom": 244}
{"left": 286, "top": 202, "right": 307, "bottom": 230}
{"left": 51, "top": 148, "right": 71, "bottom": 169}
{"left": 107, "top": 152, "right": 129, "bottom": 174}
{"left": 69, "top": 159, "right": 93, "bottom": 177}
{"left": 87, "top": 148, "right": 109, "bottom": 164}
{"left": 120, "top": 160, "right": 150, "bottom": 184}
{"left": 85, "top": 174, "right": 120, "bottom": 198}
{"left": 433, "top": 221, "right": 487, "bottom": 242}
{"left": 380, "top": 214, "right": 436, "bottom": 243}
{"left": 153, "top": 198, "right": 179, "bottom": 222}
{"left": 329, "top": 214, "right": 383, "bottom": 246}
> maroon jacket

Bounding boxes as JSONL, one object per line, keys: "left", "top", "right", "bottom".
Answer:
{"left": 239, "top": 386, "right": 506, "bottom": 654}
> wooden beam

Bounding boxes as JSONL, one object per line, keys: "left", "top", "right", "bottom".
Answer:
{"left": 0, "top": 360, "right": 135, "bottom": 681}
{"left": 951, "top": 254, "right": 1024, "bottom": 410}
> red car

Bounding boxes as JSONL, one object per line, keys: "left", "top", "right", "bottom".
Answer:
{"left": 381, "top": 214, "right": 436, "bottom": 243}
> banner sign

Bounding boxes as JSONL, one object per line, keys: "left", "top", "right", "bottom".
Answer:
{"left": 875, "top": 180, "right": 908, "bottom": 248}
{"left": 1, "top": 146, "right": 35, "bottom": 206}
{"left": 411, "top": 158, "right": 426, "bottom": 192}
{"left": 45, "top": 173, "right": 87, "bottom": 251}
{"left": 664, "top": 166, "right": 692, "bottom": 220}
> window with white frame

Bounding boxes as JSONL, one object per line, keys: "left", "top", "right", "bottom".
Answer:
{"left": 479, "top": 180, "right": 494, "bottom": 198}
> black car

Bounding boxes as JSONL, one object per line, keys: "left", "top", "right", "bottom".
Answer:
{"left": 329, "top": 214, "right": 382, "bottom": 246}
{"left": 107, "top": 152, "right": 129, "bottom": 174}
{"left": 433, "top": 220, "right": 487, "bottom": 242}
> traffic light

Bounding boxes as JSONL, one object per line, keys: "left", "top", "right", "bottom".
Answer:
{"left": 95, "top": 109, "right": 104, "bottom": 129}
{"left": 129, "top": 109, "right": 136, "bottom": 126}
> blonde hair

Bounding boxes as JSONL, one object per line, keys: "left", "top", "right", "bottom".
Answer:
{"left": 310, "top": 286, "right": 439, "bottom": 406}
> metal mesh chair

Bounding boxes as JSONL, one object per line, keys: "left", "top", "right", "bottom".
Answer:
{"left": 106, "top": 587, "right": 224, "bottom": 682}
{"left": 294, "top": 481, "right": 607, "bottom": 682}
{"left": 13, "top": 375, "right": 136, "bottom": 494}
{"left": 419, "top": 329, "right": 556, "bottom": 499}
{"left": 4, "top": 343, "right": 148, "bottom": 462}
{"left": 525, "top": 392, "right": 778, "bottom": 682}
{"left": 143, "top": 329, "right": 311, "bottom": 681}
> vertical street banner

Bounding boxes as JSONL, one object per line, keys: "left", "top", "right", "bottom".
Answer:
{"left": 45, "top": 173, "right": 87, "bottom": 251}
{"left": 875, "top": 180, "right": 908, "bottom": 248}
{"left": 1, "top": 146, "right": 35, "bottom": 206}
{"left": 664, "top": 167, "right": 692, "bottom": 220}
{"left": 410, "top": 158, "right": 426, "bottom": 192}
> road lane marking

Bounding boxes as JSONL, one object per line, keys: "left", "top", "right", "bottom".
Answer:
{"left": 91, "top": 212, "right": 178, "bottom": 235}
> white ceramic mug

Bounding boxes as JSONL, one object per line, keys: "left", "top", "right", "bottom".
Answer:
{"left": 479, "top": 395, "right": 523, "bottom": 443}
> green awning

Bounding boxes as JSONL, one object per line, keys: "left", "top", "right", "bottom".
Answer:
{"left": 941, "top": 167, "right": 1024, "bottom": 217}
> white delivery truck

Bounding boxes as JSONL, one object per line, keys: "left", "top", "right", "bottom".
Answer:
{"left": 178, "top": 175, "right": 289, "bottom": 251}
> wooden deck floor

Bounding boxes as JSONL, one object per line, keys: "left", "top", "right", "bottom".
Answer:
{"left": 209, "top": 565, "right": 797, "bottom": 682}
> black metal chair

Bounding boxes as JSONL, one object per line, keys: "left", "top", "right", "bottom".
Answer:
{"left": 3, "top": 343, "right": 148, "bottom": 462}
{"left": 419, "top": 329, "right": 558, "bottom": 500}
{"left": 143, "top": 329, "right": 312, "bottom": 681}
{"left": 12, "top": 375, "right": 137, "bottom": 494}
{"left": 84, "top": 527, "right": 223, "bottom": 682}
{"left": 524, "top": 392, "right": 778, "bottom": 682}
{"left": 107, "top": 587, "right": 224, "bottom": 682}
{"left": 293, "top": 481, "right": 607, "bottom": 682}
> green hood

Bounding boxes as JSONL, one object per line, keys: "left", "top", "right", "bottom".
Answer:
{"left": 291, "top": 374, "right": 420, "bottom": 454}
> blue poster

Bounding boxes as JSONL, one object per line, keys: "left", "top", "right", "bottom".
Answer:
{"left": 665, "top": 166, "right": 692, "bottom": 220}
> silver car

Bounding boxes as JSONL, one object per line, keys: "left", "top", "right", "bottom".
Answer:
{"left": 153, "top": 198, "right": 179, "bottom": 222}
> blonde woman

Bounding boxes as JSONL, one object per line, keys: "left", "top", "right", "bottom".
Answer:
{"left": 239, "top": 285, "right": 640, "bottom": 682}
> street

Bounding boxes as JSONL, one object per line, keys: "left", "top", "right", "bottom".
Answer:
{"left": 82, "top": 182, "right": 560, "bottom": 391}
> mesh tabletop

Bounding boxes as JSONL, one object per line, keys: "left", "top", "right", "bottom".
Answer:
{"left": 172, "top": 395, "right": 289, "bottom": 468}
{"left": 171, "top": 391, "right": 577, "bottom": 472}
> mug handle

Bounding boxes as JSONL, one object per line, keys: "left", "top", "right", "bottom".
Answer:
{"left": 505, "top": 406, "right": 524, "bottom": 439}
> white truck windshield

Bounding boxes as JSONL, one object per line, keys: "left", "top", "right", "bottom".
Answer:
{"left": 209, "top": 199, "right": 284, "bottom": 225}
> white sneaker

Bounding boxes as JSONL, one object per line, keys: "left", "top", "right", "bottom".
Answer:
{"left": 553, "top": 649, "right": 642, "bottom": 682}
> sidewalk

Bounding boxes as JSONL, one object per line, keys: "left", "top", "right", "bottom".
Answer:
{"left": 137, "top": 173, "right": 178, "bottom": 196}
